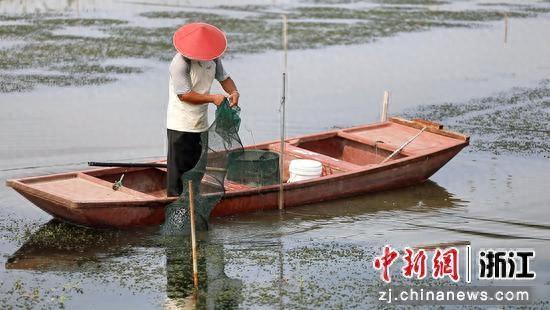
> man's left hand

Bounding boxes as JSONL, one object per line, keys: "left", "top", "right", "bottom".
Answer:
{"left": 229, "top": 91, "right": 240, "bottom": 107}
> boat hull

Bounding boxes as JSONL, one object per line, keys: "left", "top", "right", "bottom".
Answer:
{"left": 15, "top": 190, "right": 167, "bottom": 228}
{"left": 10, "top": 145, "right": 464, "bottom": 228}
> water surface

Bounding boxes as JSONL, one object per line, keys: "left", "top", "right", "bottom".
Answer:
{"left": 1, "top": 0, "right": 549, "bottom": 308}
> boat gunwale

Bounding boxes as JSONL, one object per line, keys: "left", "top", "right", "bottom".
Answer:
{"left": 223, "top": 140, "right": 468, "bottom": 197}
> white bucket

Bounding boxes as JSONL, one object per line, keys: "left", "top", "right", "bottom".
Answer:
{"left": 288, "top": 159, "right": 322, "bottom": 183}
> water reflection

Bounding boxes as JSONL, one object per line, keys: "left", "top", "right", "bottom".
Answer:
{"left": 5, "top": 220, "right": 143, "bottom": 271}
{"left": 164, "top": 236, "right": 243, "bottom": 309}
{"left": 4, "top": 181, "right": 465, "bottom": 308}
{"left": 5, "top": 221, "right": 242, "bottom": 309}
{"left": 214, "top": 180, "right": 466, "bottom": 227}
{"left": 6, "top": 181, "right": 465, "bottom": 270}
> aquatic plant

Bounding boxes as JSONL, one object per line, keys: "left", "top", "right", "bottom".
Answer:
{"left": 0, "top": 2, "right": 549, "bottom": 92}
{"left": 403, "top": 79, "right": 550, "bottom": 156}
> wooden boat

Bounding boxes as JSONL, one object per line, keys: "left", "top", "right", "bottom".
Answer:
{"left": 6, "top": 117, "right": 469, "bottom": 229}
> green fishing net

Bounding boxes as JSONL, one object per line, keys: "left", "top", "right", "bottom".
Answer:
{"left": 161, "top": 99, "right": 279, "bottom": 235}
{"left": 226, "top": 150, "right": 279, "bottom": 187}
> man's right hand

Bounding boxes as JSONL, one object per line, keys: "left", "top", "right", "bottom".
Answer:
{"left": 211, "top": 94, "right": 226, "bottom": 106}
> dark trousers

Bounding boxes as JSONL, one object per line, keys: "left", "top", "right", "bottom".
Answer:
{"left": 166, "top": 129, "right": 203, "bottom": 197}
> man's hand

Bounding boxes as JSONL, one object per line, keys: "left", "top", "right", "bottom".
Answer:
{"left": 220, "top": 77, "right": 239, "bottom": 107}
{"left": 228, "top": 91, "right": 240, "bottom": 107}
{"left": 210, "top": 94, "right": 226, "bottom": 106}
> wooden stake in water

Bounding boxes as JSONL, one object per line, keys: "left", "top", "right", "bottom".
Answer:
{"left": 504, "top": 13, "right": 509, "bottom": 44}
{"left": 282, "top": 15, "right": 288, "bottom": 70}
{"left": 279, "top": 15, "right": 288, "bottom": 211}
{"left": 188, "top": 180, "right": 199, "bottom": 288}
{"left": 380, "top": 91, "right": 390, "bottom": 122}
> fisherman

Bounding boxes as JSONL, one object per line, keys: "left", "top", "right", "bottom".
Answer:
{"left": 167, "top": 23, "right": 239, "bottom": 196}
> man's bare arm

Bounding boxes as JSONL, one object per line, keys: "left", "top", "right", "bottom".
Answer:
{"left": 220, "top": 77, "right": 237, "bottom": 94}
{"left": 178, "top": 92, "right": 225, "bottom": 106}
{"left": 220, "top": 77, "right": 239, "bottom": 106}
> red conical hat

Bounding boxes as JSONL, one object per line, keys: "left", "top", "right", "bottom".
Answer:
{"left": 173, "top": 23, "right": 227, "bottom": 61}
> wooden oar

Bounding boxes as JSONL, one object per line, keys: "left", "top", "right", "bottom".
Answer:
{"left": 380, "top": 126, "right": 427, "bottom": 164}
{"left": 88, "top": 162, "right": 226, "bottom": 172}
{"left": 89, "top": 162, "right": 166, "bottom": 168}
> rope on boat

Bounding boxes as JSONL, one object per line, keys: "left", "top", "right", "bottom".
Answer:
{"left": 112, "top": 174, "right": 125, "bottom": 191}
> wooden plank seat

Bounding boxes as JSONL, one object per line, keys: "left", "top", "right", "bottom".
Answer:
{"left": 156, "top": 167, "right": 252, "bottom": 192}
{"left": 201, "top": 173, "right": 253, "bottom": 192}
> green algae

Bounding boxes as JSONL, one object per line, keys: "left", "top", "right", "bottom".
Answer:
{"left": 405, "top": 9, "right": 529, "bottom": 21}
{"left": 16, "top": 220, "right": 120, "bottom": 250}
{"left": 139, "top": 11, "right": 222, "bottom": 20}
{"left": 478, "top": 2, "right": 550, "bottom": 13}
{"left": 216, "top": 5, "right": 277, "bottom": 13}
{"left": 0, "top": 3, "right": 547, "bottom": 92}
{"left": 138, "top": 5, "right": 526, "bottom": 52}
{"left": 0, "top": 278, "right": 84, "bottom": 309}
{"left": 1, "top": 219, "right": 166, "bottom": 307}
{"left": 304, "top": 0, "right": 366, "bottom": 4}
{"left": 403, "top": 79, "right": 550, "bottom": 156}
{"left": 0, "top": 16, "right": 145, "bottom": 92}
{"left": 373, "top": 0, "right": 449, "bottom": 4}
{"left": 225, "top": 248, "right": 279, "bottom": 266}
{"left": 233, "top": 242, "right": 380, "bottom": 308}
{"left": 1, "top": 218, "right": 244, "bottom": 308}
{"left": 41, "top": 18, "right": 127, "bottom": 27}
{"left": 0, "top": 24, "right": 52, "bottom": 39}
{"left": 286, "top": 243, "right": 367, "bottom": 262}
{"left": 3, "top": 212, "right": 550, "bottom": 308}
{"left": 0, "top": 74, "right": 115, "bottom": 93}
{"left": 132, "top": 5, "right": 534, "bottom": 53}
{"left": 54, "top": 64, "right": 143, "bottom": 74}
{"left": 292, "top": 6, "right": 529, "bottom": 22}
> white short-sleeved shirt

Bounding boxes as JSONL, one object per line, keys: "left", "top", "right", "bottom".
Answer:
{"left": 166, "top": 53, "right": 229, "bottom": 132}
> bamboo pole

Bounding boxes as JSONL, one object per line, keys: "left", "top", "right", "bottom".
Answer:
{"left": 380, "top": 91, "right": 390, "bottom": 122}
{"left": 88, "top": 162, "right": 225, "bottom": 172}
{"left": 188, "top": 180, "right": 199, "bottom": 288}
{"left": 380, "top": 127, "right": 427, "bottom": 164}
{"left": 504, "top": 13, "right": 509, "bottom": 44}
{"left": 278, "top": 15, "right": 288, "bottom": 211}
{"left": 282, "top": 15, "right": 288, "bottom": 71}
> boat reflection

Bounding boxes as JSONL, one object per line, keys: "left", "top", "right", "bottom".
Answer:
{"left": 213, "top": 180, "right": 467, "bottom": 224}
{"left": 5, "top": 221, "right": 242, "bottom": 309}
{"left": 299, "top": 179, "right": 464, "bottom": 215}
{"left": 5, "top": 221, "right": 150, "bottom": 271}
{"left": 5, "top": 180, "right": 463, "bottom": 308}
